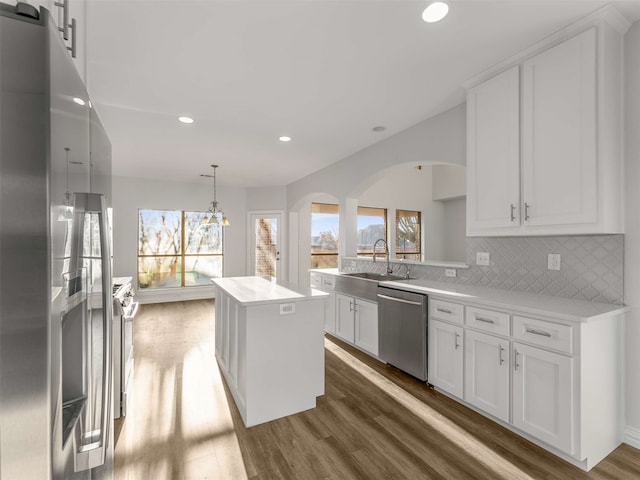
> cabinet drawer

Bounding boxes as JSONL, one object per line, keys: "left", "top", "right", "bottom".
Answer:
{"left": 466, "top": 306, "right": 510, "bottom": 337}
{"left": 321, "top": 276, "right": 335, "bottom": 291}
{"left": 310, "top": 273, "right": 321, "bottom": 288}
{"left": 429, "top": 299, "right": 464, "bottom": 325}
{"left": 513, "top": 316, "right": 573, "bottom": 354}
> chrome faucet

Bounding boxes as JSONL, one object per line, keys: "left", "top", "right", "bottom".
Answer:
{"left": 372, "top": 238, "right": 393, "bottom": 275}
{"left": 398, "top": 263, "right": 411, "bottom": 279}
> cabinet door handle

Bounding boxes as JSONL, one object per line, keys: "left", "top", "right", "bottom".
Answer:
{"left": 525, "top": 328, "right": 552, "bottom": 338}
{"left": 454, "top": 333, "right": 460, "bottom": 350}
{"left": 349, "top": 301, "right": 353, "bottom": 312}
{"left": 499, "top": 345, "right": 505, "bottom": 365}
{"left": 510, "top": 203, "right": 516, "bottom": 222}
{"left": 524, "top": 203, "right": 531, "bottom": 221}
{"left": 436, "top": 307, "right": 452, "bottom": 314}
{"left": 514, "top": 349, "right": 520, "bottom": 371}
{"left": 476, "top": 316, "right": 495, "bottom": 324}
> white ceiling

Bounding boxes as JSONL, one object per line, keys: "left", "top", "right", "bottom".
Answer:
{"left": 85, "top": 0, "right": 640, "bottom": 188}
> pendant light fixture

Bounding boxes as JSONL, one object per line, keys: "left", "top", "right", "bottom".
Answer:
{"left": 201, "top": 164, "right": 230, "bottom": 227}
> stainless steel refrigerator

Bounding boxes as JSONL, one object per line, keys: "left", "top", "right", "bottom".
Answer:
{"left": 0, "top": 4, "right": 113, "bottom": 479}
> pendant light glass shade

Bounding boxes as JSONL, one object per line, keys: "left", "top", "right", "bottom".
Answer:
{"left": 201, "top": 165, "right": 230, "bottom": 227}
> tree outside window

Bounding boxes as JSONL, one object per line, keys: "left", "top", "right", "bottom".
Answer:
{"left": 138, "top": 209, "right": 223, "bottom": 289}
{"left": 396, "top": 209, "right": 421, "bottom": 260}
{"left": 311, "top": 203, "right": 339, "bottom": 269}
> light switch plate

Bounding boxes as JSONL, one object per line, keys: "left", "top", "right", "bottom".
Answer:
{"left": 445, "top": 269, "right": 457, "bottom": 278}
{"left": 548, "top": 253, "right": 561, "bottom": 271}
{"left": 476, "top": 252, "right": 490, "bottom": 266}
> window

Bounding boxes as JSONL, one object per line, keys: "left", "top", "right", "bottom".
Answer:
{"left": 357, "top": 206, "right": 387, "bottom": 256}
{"left": 138, "top": 209, "right": 223, "bottom": 289}
{"left": 396, "top": 209, "right": 421, "bottom": 260}
{"left": 311, "top": 203, "right": 339, "bottom": 269}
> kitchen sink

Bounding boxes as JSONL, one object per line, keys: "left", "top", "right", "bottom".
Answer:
{"left": 341, "top": 272, "right": 404, "bottom": 282}
{"left": 335, "top": 272, "right": 404, "bottom": 301}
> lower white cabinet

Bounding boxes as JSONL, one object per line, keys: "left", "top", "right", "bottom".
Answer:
{"left": 335, "top": 292, "right": 378, "bottom": 356}
{"left": 426, "top": 294, "right": 623, "bottom": 472}
{"left": 512, "top": 341, "right": 574, "bottom": 454}
{"left": 310, "top": 272, "right": 337, "bottom": 334}
{"left": 464, "top": 329, "right": 510, "bottom": 423}
{"left": 428, "top": 319, "right": 463, "bottom": 398}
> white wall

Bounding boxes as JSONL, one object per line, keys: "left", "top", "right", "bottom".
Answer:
{"left": 624, "top": 20, "right": 640, "bottom": 445}
{"left": 112, "top": 175, "right": 247, "bottom": 300}
{"left": 442, "top": 197, "right": 467, "bottom": 262}
{"left": 246, "top": 186, "right": 287, "bottom": 211}
{"left": 287, "top": 103, "right": 466, "bottom": 210}
{"left": 358, "top": 166, "right": 447, "bottom": 261}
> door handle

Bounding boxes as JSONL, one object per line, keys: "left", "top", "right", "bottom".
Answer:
{"left": 524, "top": 203, "right": 531, "bottom": 221}
{"left": 454, "top": 333, "right": 460, "bottom": 350}
{"left": 499, "top": 345, "right": 505, "bottom": 365}
{"left": 377, "top": 294, "right": 422, "bottom": 306}
{"left": 510, "top": 203, "right": 516, "bottom": 222}
{"left": 475, "top": 316, "right": 495, "bottom": 324}
{"left": 525, "top": 328, "right": 552, "bottom": 338}
{"left": 436, "top": 307, "right": 452, "bottom": 314}
{"left": 514, "top": 349, "right": 520, "bottom": 371}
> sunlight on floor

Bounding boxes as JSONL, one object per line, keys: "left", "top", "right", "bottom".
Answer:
{"left": 325, "top": 337, "right": 537, "bottom": 480}
{"left": 115, "top": 336, "right": 248, "bottom": 479}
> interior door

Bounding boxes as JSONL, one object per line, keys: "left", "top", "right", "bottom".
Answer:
{"left": 249, "top": 212, "right": 283, "bottom": 281}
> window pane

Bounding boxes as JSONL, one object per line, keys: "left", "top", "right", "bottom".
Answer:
{"left": 396, "top": 209, "right": 421, "bottom": 259}
{"left": 183, "top": 256, "right": 223, "bottom": 286}
{"left": 184, "top": 211, "right": 222, "bottom": 254}
{"left": 138, "top": 210, "right": 181, "bottom": 256}
{"left": 311, "top": 203, "right": 339, "bottom": 256}
{"left": 138, "top": 256, "right": 181, "bottom": 289}
{"left": 357, "top": 206, "right": 386, "bottom": 254}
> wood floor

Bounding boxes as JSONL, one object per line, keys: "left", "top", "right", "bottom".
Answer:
{"left": 114, "top": 299, "right": 640, "bottom": 480}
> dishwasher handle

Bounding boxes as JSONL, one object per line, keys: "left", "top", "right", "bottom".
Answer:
{"left": 377, "top": 293, "right": 422, "bottom": 307}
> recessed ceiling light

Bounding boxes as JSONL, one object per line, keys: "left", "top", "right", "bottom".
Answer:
{"left": 372, "top": 126, "right": 386, "bottom": 132}
{"left": 178, "top": 116, "right": 194, "bottom": 124}
{"left": 422, "top": 1, "right": 449, "bottom": 23}
{"left": 73, "top": 97, "right": 86, "bottom": 106}
{"left": 279, "top": 136, "right": 292, "bottom": 142}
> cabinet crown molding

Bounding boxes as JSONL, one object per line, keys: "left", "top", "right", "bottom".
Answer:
{"left": 462, "top": 4, "right": 631, "bottom": 90}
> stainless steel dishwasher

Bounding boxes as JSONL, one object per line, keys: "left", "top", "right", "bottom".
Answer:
{"left": 377, "top": 286, "right": 428, "bottom": 381}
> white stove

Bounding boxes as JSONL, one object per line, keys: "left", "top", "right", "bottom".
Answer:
{"left": 112, "top": 276, "right": 138, "bottom": 419}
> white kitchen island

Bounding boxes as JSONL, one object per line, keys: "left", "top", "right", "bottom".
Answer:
{"left": 212, "top": 276, "right": 328, "bottom": 427}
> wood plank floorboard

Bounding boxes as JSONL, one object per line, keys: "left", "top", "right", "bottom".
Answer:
{"left": 114, "top": 299, "right": 640, "bottom": 480}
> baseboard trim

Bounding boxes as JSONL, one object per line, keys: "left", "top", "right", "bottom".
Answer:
{"left": 624, "top": 426, "right": 640, "bottom": 449}
{"left": 137, "top": 285, "right": 215, "bottom": 304}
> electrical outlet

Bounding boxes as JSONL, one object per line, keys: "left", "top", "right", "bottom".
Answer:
{"left": 476, "top": 252, "right": 490, "bottom": 266}
{"left": 548, "top": 253, "right": 561, "bottom": 271}
{"left": 445, "top": 269, "right": 456, "bottom": 278}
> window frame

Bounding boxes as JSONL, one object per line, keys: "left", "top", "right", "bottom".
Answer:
{"left": 310, "top": 202, "right": 339, "bottom": 269}
{"left": 137, "top": 209, "right": 224, "bottom": 289}
{"left": 356, "top": 205, "right": 388, "bottom": 256}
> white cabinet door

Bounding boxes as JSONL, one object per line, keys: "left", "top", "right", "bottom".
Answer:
{"left": 354, "top": 298, "right": 378, "bottom": 356}
{"left": 522, "top": 28, "right": 597, "bottom": 228}
{"left": 512, "top": 342, "right": 574, "bottom": 454}
{"left": 464, "top": 330, "right": 510, "bottom": 422}
{"left": 467, "top": 66, "right": 520, "bottom": 235}
{"left": 428, "top": 319, "right": 463, "bottom": 398}
{"left": 324, "top": 292, "right": 336, "bottom": 334}
{"left": 335, "top": 293, "right": 355, "bottom": 343}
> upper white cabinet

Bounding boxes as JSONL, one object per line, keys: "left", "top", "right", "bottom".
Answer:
{"left": 467, "top": 66, "right": 520, "bottom": 232}
{"left": 522, "top": 29, "right": 597, "bottom": 229}
{"left": 466, "top": 10, "right": 627, "bottom": 236}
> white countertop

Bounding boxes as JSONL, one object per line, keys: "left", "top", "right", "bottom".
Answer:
{"left": 213, "top": 276, "right": 328, "bottom": 306}
{"left": 379, "top": 278, "right": 628, "bottom": 323}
